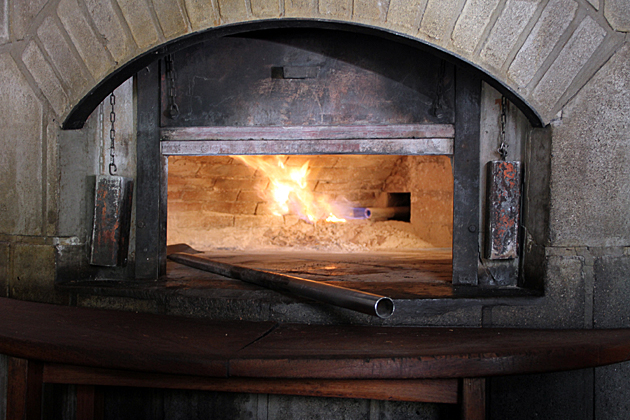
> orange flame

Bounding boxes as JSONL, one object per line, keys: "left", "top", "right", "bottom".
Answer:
{"left": 235, "top": 156, "right": 347, "bottom": 223}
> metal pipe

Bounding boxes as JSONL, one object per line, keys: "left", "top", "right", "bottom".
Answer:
{"left": 357, "top": 206, "right": 410, "bottom": 221}
{"left": 169, "top": 252, "right": 395, "bottom": 319}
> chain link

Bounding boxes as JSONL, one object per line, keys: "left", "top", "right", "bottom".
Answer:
{"left": 108, "top": 92, "right": 117, "bottom": 175}
{"left": 165, "top": 54, "right": 179, "bottom": 119}
{"left": 498, "top": 96, "right": 508, "bottom": 160}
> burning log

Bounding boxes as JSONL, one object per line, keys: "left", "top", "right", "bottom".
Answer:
{"left": 168, "top": 252, "right": 395, "bottom": 319}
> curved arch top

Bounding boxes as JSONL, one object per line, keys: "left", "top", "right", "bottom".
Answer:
{"left": 50, "top": 0, "right": 621, "bottom": 130}
{"left": 63, "top": 19, "right": 548, "bottom": 129}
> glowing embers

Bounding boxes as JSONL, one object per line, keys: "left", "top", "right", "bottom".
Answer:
{"left": 236, "top": 155, "right": 349, "bottom": 223}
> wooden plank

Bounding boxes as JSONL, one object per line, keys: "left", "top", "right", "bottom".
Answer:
{"left": 461, "top": 378, "right": 486, "bottom": 420}
{"left": 452, "top": 66, "right": 482, "bottom": 285}
{"left": 43, "top": 365, "right": 458, "bottom": 404}
{"left": 6, "top": 357, "right": 42, "bottom": 420}
{"left": 231, "top": 324, "right": 630, "bottom": 379}
{"left": 161, "top": 138, "right": 453, "bottom": 156}
{"left": 2, "top": 299, "right": 630, "bottom": 381}
{"left": 161, "top": 124, "right": 454, "bottom": 141}
{"left": 76, "top": 385, "right": 104, "bottom": 420}
{"left": 0, "top": 298, "right": 273, "bottom": 377}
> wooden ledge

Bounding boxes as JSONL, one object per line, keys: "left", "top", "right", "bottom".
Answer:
{"left": 1, "top": 297, "right": 630, "bottom": 380}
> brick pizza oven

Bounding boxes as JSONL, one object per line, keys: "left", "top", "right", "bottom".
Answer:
{"left": 1, "top": 1, "right": 629, "bottom": 419}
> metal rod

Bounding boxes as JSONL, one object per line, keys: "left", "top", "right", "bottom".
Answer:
{"left": 168, "top": 253, "right": 395, "bottom": 319}
{"left": 355, "top": 206, "right": 410, "bottom": 221}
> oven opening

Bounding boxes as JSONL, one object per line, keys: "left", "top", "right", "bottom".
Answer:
{"left": 166, "top": 154, "right": 454, "bottom": 299}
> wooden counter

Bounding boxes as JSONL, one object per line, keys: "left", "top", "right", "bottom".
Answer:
{"left": 3, "top": 297, "right": 630, "bottom": 420}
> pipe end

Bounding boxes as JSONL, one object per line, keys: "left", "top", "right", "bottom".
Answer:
{"left": 375, "top": 297, "right": 395, "bottom": 319}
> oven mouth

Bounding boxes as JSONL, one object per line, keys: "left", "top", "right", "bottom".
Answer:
{"left": 164, "top": 153, "right": 454, "bottom": 301}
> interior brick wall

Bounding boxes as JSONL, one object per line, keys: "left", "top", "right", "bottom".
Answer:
{"left": 167, "top": 154, "right": 453, "bottom": 247}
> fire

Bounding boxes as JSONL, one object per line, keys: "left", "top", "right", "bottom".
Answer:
{"left": 235, "top": 155, "right": 347, "bottom": 223}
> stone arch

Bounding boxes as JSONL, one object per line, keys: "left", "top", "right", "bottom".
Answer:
{"left": 63, "top": 18, "right": 543, "bottom": 129}
{"left": 11, "top": 0, "right": 621, "bottom": 131}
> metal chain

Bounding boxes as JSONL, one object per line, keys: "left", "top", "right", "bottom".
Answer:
{"left": 108, "top": 92, "right": 117, "bottom": 175}
{"left": 498, "top": 96, "right": 508, "bottom": 160}
{"left": 431, "top": 60, "right": 447, "bottom": 118}
{"left": 165, "top": 54, "right": 179, "bottom": 119}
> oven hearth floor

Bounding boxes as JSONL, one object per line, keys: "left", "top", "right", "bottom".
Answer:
{"left": 167, "top": 249, "right": 453, "bottom": 299}
{"left": 57, "top": 248, "right": 541, "bottom": 325}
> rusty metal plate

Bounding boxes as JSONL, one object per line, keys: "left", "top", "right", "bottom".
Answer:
{"left": 485, "top": 161, "right": 521, "bottom": 260}
{"left": 90, "top": 175, "right": 134, "bottom": 267}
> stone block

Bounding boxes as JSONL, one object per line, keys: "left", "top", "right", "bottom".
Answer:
{"left": 371, "top": 400, "right": 444, "bottom": 419}
{"left": 547, "top": 43, "right": 630, "bottom": 247}
{"left": 197, "top": 163, "right": 255, "bottom": 178}
{"left": 409, "top": 156, "right": 453, "bottom": 191}
{"left": 58, "top": 0, "right": 114, "bottom": 80}
{"left": 22, "top": 41, "right": 69, "bottom": 116}
{"left": 0, "top": 0, "right": 7, "bottom": 45}
{"left": 593, "top": 256, "right": 630, "bottom": 328}
{"left": 353, "top": 0, "right": 388, "bottom": 22}
{"left": 161, "top": 389, "right": 263, "bottom": 419}
{"left": 0, "top": 54, "right": 43, "bottom": 236}
{"left": 386, "top": 0, "right": 424, "bottom": 31}
{"left": 77, "top": 295, "right": 158, "bottom": 313}
{"left": 12, "top": 0, "right": 47, "bottom": 40}
{"left": 169, "top": 156, "right": 203, "bottom": 176}
{"left": 596, "top": 362, "right": 630, "bottom": 420}
{"left": 420, "top": 0, "right": 463, "bottom": 41}
{"left": 0, "top": 242, "right": 8, "bottom": 297}
{"left": 508, "top": 0, "right": 578, "bottom": 87}
{"left": 532, "top": 16, "right": 606, "bottom": 114}
{"left": 214, "top": 177, "right": 268, "bottom": 191}
{"left": 203, "top": 201, "right": 257, "bottom": 215}
{"left": 451, "top": 0, "right": 500, "bottom": 53}
{"left": 587, "top": 0, "right": 599, "bottom": 9}
{"left": 491, "top": 256, "right": 585, "bottom": 328}
{"left": 604, "top": 0, "right": 630, "bottom": 32}
{"left": 168, "top": 177, "right": 216, "bottom": 192}
{"left": 319, "top": 0, "right": 352, "bottom": 19}
{"left": 217, "top": 0, "right": 249, "bottom": 22}
{"left": 57, "top": 129, "right": 94, "bottom": 239}
{"left": 480, "top": 0, "right": 539, "bottom": 69}
{"left": 11, "top": 244, "right": 64, "bottom": 304}
{"left": 251, "top": 0, "right": 281, "bottom": 17}
{"left": 152, "top": 0, "right": 189, "bottom": 37}
{"left": 116, "top": 0, "right": 160, "bottom": 49}
{"left": 285, "top": 0, "right": 317, "bottom": 17}
{"left": 316, "top": 181, "right": 382, "bottom": 192}
{"left": 267, "top": 394, "right": 370, "bottom": 420}
{"left": 340, "top": 190, "right": 378, "bottom": 204}
{"left": 46, "top": 121, "right": 60, "bottom": 236}
{"left": 390, "top": 302, "right": 483, "bottom": 327}
{"left": 236, "top": 190, "right": 263, "bottom": 203}
{"left": 254, "top": 202, "right": 279, "bottom": 215}
{"left": 38, "top": 17, "right": 91, "bottom": 96}
{"left": 85, "top": 0, "right": 134, "bottom": 62}
{"left": 180, "top": 189, "right": 240, "bottom": 202}
{"left": 315, "top": 166, "right": 391, "bottom": 182}
{"left": 490, "top": 369, "right": 593, "bottom": 420}
{"left": 184, "top": 0, "right": 219, "bottom": 29}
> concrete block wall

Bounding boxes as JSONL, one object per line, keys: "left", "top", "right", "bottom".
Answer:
{"left": 0, "top": 0, "right": 628, "bottom": 419}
